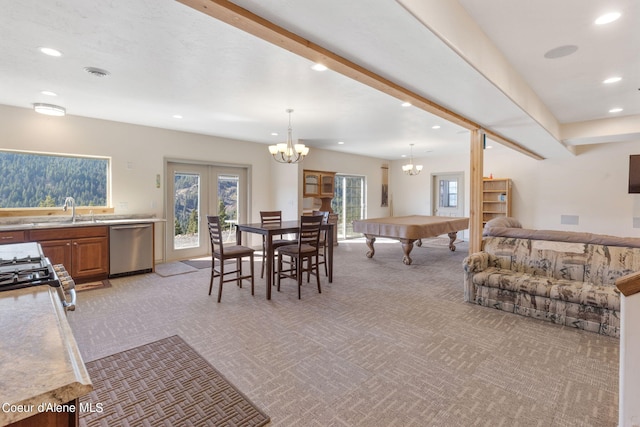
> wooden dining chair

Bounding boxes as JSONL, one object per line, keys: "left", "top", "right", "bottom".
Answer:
{"left": 259, "top": 210, "right": 296, "bottom": 280}
{"left": 276, "top": 215, "right": 324, "bottom": 299}
{"left": 207, "top": 215, "right": 255, "bottom": 303}
{"left": 312, "top": 210, "right": 331, "bottom": 277}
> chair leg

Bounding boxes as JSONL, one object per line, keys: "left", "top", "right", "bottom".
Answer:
{"left": 208, "top": 260, "right": 215, "bottom": 295}
{"left": 260, "top": 241, "right": 266, "bottom": 278}
{"left": 323, "top": 245, "right": 328, "bottom": 276}
{"left": 277, "top": 253, "right": 282, "bottom": 292}
{"left": 250, "top": 254, "right": 255, "bottom": 296}
{"left": 237, "top": 258, "right": 243, "bottom": 288}
{"left": 315, "top": 254, "right": 322, "bottom": 294}
{"left": 217, "top": 262, "right": 224, "bottom": 303}
{"left": 297, "top": 256, "right": 303, "bottom": 299}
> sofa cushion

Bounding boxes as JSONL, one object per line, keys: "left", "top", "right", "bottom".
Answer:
{"left": 472, "top": 267, "right": 620, "bottom": 311}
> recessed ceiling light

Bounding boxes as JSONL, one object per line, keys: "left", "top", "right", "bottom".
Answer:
{"left": 401, "top": 102, "right": 411, "bottom": 107}
{"left": 543, "top": 45, "right": 578, "bottom": 59}
{"left": 486, "top": 145, "right": 493, "bottom": 149}
{"left": 41, "top": 90, "right": 57, "bottom": 96}
{"left": 39, "top": 47, "right": 62, "bottom": 57}
{"left": 172, "top": 114, "right": 183, "bottom": 119}
{"left": 609, "top": 108, "right": 623, "bottom": 113}
{"left": 338, "top": 141, "right": 345, "bottom": 145}
{"left": 33, "top": 103, "right": 66, "bottom": 116}
{"left": 595, "top": 12, "right": 621, "bottom": 25}
{"left": 311, "top": 63, "right": 328, "bottom": 71}
{"left": 431, "top": 125, "right": 441, "bottom": 129}
{"left": 271, "top": 132, "right": 279, "bottom": 136}
{"left": 603, "top": 76, "right": 622, "bottom": 84}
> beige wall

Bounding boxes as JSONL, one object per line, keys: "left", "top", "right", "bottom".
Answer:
{"left": 0, "top": 105, "right": 389, "bottom": 259}
{"left": 388, "top": 139, "right": 640, "bottom": 238}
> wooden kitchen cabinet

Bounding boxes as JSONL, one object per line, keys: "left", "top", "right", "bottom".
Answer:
{"left": 30, "top": 226, "right": 109, "bottom": 283}
{"left": 303, "top": 170, "right": 336, "bottom": 212}
{"left": 0, "top": 230, "right": 27, "bottom": 244}
{"left": 303, "top": 170, "right": 335, "bottom": 197}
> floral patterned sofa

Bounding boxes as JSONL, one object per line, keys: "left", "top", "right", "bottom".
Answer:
{"left": 463, "top": 218, "right": 640, "bottom": 337}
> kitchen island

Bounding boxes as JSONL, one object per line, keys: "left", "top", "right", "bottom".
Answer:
{"left": 0, "top": 286, "right": 92, "bottom": 426}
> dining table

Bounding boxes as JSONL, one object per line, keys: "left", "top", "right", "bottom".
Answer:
{"left": 235, "top": 219, "right": 334, "bottom": 300}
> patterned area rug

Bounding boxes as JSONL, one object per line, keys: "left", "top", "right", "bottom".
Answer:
{"left": 182, "top": 259, "right": 211, "bottom": 269}
{"left": 79, "top": 335, "right": 270, "bottom": 427}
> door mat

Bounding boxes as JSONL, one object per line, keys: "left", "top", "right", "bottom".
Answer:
{"left": 75, "top": 280, "right": 112, "bottom": 292}
{"left": 154, "top": 261, "right": 198, "bottom": 277}
{"left": 181, "top": 259, "right": 211, "bottom": 269}
{"left": 79, "top": 335, "right": 270, "bottom": 427}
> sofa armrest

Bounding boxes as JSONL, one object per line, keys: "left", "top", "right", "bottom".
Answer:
{"left": 463, "top": 252, "right": 490, "bottom": 273}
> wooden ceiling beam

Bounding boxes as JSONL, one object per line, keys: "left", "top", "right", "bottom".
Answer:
{"left": 178, "top": 0, "right": 545, "bottom": 160}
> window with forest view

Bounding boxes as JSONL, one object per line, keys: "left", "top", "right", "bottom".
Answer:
{"left": 0, "top": 151, "right": 109, "bottom": 208}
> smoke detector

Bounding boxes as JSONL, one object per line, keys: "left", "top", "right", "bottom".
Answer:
{"left": 84, "top": 67, "right": 110, "bottom": 78}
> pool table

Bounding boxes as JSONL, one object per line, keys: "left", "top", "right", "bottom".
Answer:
{"left": 352, "top": 215, "right": 470, "bottom": 265}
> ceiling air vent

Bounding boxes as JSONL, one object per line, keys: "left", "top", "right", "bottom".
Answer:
{"left": 84, "top": 67, "right": 110, "bottom": 77}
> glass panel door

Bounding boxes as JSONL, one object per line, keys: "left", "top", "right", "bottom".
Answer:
{"left": 174, "top": 172, "right": 201, "bottom": 250}
{"left": 166, "top": 162, "right": 247, "bottom": 261}
{"left": 216, "top": 173, "right": 240, "bottom": 245}
{"left": 332, "top": 175, "right": 366, "bottom": 239}
{"left": 166, "top": 163, "right": 209, "bottom": 261}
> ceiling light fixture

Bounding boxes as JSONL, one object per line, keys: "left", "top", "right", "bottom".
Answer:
{"left": 402, "top": 144, "right": 423, "bottom": 176}
{"left": 268, "top": 109, "right": 309, "bottom": 164}
{"left": 603, "top": 76, "right": 622, "bottom": 84}
{"left": 40, "top": 90, "right": 58, "bottom": 96}
{"left": 172, "top": 114, "right": 183, "bottom": 119}
{"left": 595, "top": 12, "right": 621, "bottom": 25}
{"left": 33, "top": 103, "right": 66, "bottom": 116}
{"left": 609, "top": 108, "right": 623, "bottom": 113}
{"left": 401, "top": 102, "right": 412, "bottom": 107}
{"left": 39, "top": 47, "right": 62, "bottom": 57}
{"left": 432, "top": 125, "right": 441, "bottom": 129}
{"left": 311, "top": 63, "right": 328, "bottom": 71}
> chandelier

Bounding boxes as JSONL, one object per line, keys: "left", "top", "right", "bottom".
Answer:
{"left": 402, "top": 144, "right": 423, "bottom": 175}
{"left": 268, "top": 109, "right": 309, "bottom": 163}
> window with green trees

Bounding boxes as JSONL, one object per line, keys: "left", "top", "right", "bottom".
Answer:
{"left": 0, "top": 151, "right": 109, "bottom": 208}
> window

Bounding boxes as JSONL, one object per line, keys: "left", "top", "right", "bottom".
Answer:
{"left": 0, "top": 150, "right": 109, "bottom": 208}
{"left": 439, "top": 179, "right": 458, "bottom": 208}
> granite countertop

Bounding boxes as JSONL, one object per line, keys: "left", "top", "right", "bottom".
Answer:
{"left": 0, "top": 216, "right": 165, "bottom": 231}
{"left": 0, "top": 286, "right": 92, "bottom": 425}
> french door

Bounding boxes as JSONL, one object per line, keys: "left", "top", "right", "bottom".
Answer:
{"left": 431, "top": 172, "right": 464, "bottom": 217}
{"left": 332, "top": 174, "right": 366, "bottom": 239}
{"left": 166, "top": 162, "right": 247, "bottom": 261}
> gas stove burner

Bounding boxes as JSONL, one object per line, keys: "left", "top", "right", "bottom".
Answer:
{"left": 0, "top": 255, "right": 42, "bottom": 267}
{"left": 0, "top": 242, "right": 60, "bottom": 292}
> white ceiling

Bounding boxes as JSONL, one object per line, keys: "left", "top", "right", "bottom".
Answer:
{"left": 0, "top": 0, "right": 638, "bottom": 161}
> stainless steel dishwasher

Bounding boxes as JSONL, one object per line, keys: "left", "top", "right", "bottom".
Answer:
{"left": 109, "top": 223, "right": 153, "bottom": 277}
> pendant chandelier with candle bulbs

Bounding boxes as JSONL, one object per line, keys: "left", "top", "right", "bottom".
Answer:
{"left": 402, "top": 144, "right": 423, "bottom": 175}
{"left": 268, "top": 109, "right": 309, "bottom": 163}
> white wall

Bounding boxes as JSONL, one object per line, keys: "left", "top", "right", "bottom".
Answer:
{"left": 0, "top": 105, "right": 390, "bottom": 258}
{"left": 387, "top": 139, "right": 640, "bottom": 239}
{"left": 484, "top": 140, "right": 640, "bottom": 236}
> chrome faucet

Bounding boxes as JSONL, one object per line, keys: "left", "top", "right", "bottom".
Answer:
{"left": 62, "top": 197, "right": 76, "bottom": 223}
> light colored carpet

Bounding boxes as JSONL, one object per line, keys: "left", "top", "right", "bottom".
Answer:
{"left": 68, "top": 240, "right": 619, "bottom": 426}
